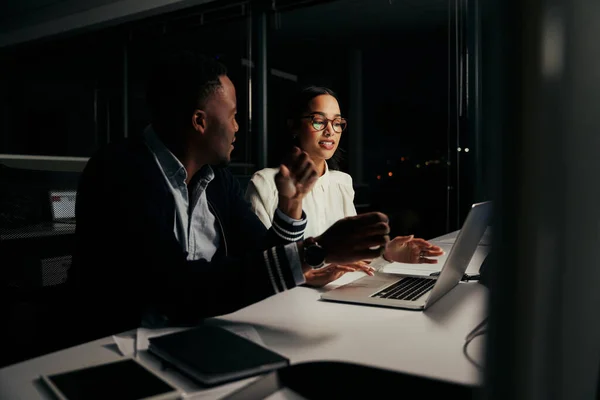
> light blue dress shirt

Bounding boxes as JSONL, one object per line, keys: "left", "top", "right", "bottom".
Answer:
{"left": 144, "top": 126, "right": 219, "bottom": 261}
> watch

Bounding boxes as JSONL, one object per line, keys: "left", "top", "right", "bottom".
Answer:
{"left": 303, "top": 237, "right": 327, "bottom": 269}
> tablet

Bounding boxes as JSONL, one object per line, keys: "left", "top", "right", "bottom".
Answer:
{"left": 40, "top": 358, "right": 181, "bottom": 400}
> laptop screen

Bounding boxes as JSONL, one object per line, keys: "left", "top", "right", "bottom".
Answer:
{"left": 49, "top": 190, "right": 77, "bottom": 221}
{"left": 425, "top": 201, "right": 492, "bottom": 308}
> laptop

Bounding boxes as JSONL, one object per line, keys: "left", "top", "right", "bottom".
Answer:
{"left": 320, "top": 201, "right": 492, "bottom": 310}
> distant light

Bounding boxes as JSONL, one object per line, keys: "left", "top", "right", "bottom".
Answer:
{"left": 447, "top": 161, "right": 451, "bottom": 166}
{"left": 388, "top": 172, "right": 393, "bottom": 177}
{"left": 425, "top": 161, "right": 429, "bottom": 166}
{"left": 377, "top": 175, "right": 381, "bottom": 180}
{"left": 416, "top": 164, "right": 421, "bottom": 168}
{"left": 464, "top": 148, "right": 470, "bottom": 153}
{"left": 457, "top": 147, "right": 462, "bottom": 152}
{"left": 401, "top": 157, "right": 405, "bottom": 162}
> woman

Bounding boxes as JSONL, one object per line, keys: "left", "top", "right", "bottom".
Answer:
{"left": 245, "top": 86, "right": 443, "bottom": 287}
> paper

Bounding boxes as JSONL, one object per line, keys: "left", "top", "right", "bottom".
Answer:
{"left": 111, "top": 327, "right": 188, "bottom": 357}
{"left": 111, "top": 331, "right": 136, "bottom": 357}
{"left": 382, "top": 264, "right": 440, "bottom": 276}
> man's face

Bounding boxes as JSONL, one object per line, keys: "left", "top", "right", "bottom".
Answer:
{"left": 203, "top": 75, "right": 239, "bottom": 165}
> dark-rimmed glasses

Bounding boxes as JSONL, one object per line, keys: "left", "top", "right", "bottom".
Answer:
{"left": 300, "top": 114, "right": 348, "bottom": 133}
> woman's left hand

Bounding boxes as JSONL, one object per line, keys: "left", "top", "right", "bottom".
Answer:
{"left": 304, "top": 261, "right": 375, "bottom": 288}
{"left": 382, "top": 235, "right": 445, "bottom": 264}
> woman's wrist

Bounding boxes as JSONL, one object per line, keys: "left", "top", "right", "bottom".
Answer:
{"left": 382, "top": 245, "right": 393, "bottom": 262}
{"left": 277, "top": 196, "right": 302, "bottom": 220}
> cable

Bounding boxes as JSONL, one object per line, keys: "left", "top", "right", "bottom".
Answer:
{"left": 463, "top": 329, "right": 486, "bottom": 369}
{"left": 463, "top": 317, "right": 488, "bottom": 370}
{"left": 429, "top": 271, "right": 481, "bottom": 282}
{"left": 462, "top": 273, "right": 480, "bottom": 282}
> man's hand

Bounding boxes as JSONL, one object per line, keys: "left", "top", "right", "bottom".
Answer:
{"left": 382, "top": 235, "right": 444, "bottom": 264}
{"left": 315, "top": 212, "right": 391, "bottom": 265}
{"left": 304, "top": 261, "right": 375, "bottom": 288}
{"left": 275, "top": 147, "right": 318, "bottom": 219}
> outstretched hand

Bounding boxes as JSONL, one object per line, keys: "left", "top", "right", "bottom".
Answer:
{"left": 382, "top": 235, "right": 444, "bottom": 264}
{"left": 275, "top": 147, "right": 318, "bottom": 201}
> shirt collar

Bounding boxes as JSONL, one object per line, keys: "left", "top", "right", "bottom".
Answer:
{"left": 143, "top": 125, "right": 187, "bottom": 181}
{"left": 190, "top": 164, "right": 215, "bottom": 189}
{"left": 314, "top": 162, "right": 330, "bottom": 187}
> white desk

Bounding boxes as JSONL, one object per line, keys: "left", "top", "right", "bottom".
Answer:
{"left": 0, "top": 231, "right": 490, "bottom": 399}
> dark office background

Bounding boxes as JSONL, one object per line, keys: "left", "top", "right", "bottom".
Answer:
{"left": 0, "top": 0, "right": 483, "bottom": 367}
{"left": 0, "top": 0, "right": 481, "bottom": 239}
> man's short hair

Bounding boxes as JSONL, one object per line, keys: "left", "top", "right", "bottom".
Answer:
{"left": 146, "top": 51, "right": 228, "bottom": 130}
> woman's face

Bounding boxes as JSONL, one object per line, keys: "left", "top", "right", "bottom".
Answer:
{"left": 295, "top": 94, "right": 346, "bottom": 163}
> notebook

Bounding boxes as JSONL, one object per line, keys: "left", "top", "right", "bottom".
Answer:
{"left": 40, "top": 358, "right": 180, "bottom": 400}
{"left": 148, "top": 325, "right": 290, "bottom": 387}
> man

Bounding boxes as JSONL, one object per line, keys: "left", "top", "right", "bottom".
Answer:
{"left": 70, "top": 52, "right": 389, "bottom": 341}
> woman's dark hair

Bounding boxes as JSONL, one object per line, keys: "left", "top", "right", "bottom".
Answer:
{"left": 284, "top": 85, "right": 345, "bottom": 170}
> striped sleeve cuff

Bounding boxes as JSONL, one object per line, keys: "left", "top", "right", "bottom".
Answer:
{"left": 285, "top": 242, "right": 306, "bottom": 286}
{"left": 262, "top": 243, "right": 306, "bottom": 294}
{"left": 272, "top": 208, "right": 307, "bottom": 242}
{"left": 370, "top": 256, "right": 394, "bottom": 272}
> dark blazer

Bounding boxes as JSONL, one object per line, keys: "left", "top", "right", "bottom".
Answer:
{"left": 69, "top": 136, "right": 304, "bottom": 340}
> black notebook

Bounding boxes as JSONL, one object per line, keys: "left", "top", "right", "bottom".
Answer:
{"left": 147, "top": 325, "right": 290, "bottom": 387}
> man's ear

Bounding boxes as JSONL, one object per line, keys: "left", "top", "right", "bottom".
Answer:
{"left": 192, "top": 109, "right": 208, "bottom": 134}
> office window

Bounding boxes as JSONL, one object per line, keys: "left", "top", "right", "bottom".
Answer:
{"left": 268, "top": 0, "right": 461, "bottom": 239}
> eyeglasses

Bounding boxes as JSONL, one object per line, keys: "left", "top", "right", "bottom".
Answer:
{"left": 300, "top": 114, "right": 348, "bottom": 133}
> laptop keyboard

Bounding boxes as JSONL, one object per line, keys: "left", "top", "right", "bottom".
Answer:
{"left": 371, "top": 277, "right": 436, "bottom": 301}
